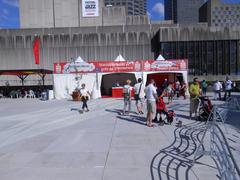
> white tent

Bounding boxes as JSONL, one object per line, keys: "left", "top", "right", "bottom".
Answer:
{"left": 114, "top": 54, "right": 126, "bottom": 62}
{"left": 75, "top": 56, "right": 85, "bottom": 63}
{"left": 156, "top": 54, "right": 165, "bottom": 61}
{"left": 54, "top": 56, "right": 96, "bottom": 99}
{"left": 53, "top": 59, "right": 189, "bottom": 99}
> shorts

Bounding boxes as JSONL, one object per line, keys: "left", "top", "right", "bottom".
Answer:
{"left": 190, "top": 98, "right": 199, "bottom": 114}
{"left": 147, "top": 100, "right": 156, "bottom": 114}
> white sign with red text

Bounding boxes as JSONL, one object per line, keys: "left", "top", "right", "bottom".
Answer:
{"left": 82, "top": 0, "right": 99, "bottom": 17}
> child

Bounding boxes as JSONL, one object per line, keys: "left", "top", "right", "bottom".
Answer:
{"left": 156, "top": 91, "right": 171, "bottom": 126}
{"left": 166, "top": 83, "right": 174, "bottom": 104}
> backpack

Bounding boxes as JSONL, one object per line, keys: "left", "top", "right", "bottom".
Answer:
{"left": 123, "top": 86, "right": 130, "bottom": 99}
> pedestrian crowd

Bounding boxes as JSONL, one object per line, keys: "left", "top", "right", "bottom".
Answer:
{"left": 122, "top": 78, "right": 187, "bottom": 127}
{"left": 120, "top": 76, "right": 235, "bottom": 127}
{"left": 77, "top": 76, "right": 235, "bottom": 127}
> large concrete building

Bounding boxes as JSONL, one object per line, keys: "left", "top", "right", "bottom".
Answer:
{"left": 0, "top": 24, "right": 164, "bottom": 86}
{"left": 1, "top": 0, "right": 240, "bottom": 88}
{"left": 151, "top": 26, "right": 240, "bottom": 81}
{"left": 104, "top": 0, "right": 147, "bottom": 15}
{"left": 199, "top": 0, "right": 240, "bottom": 27}
{"left": 164, "top": 0, "right": 205, "bottom": 25}
{"left": 19, "top": 0, "right": 149, "bottom": 28}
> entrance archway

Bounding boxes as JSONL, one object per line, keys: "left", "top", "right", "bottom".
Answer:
{"left": 101, "top": 73, "right": 137, "bottom": 96}
{"left": 146, "top": 73, "right": 183, "bottom": 87}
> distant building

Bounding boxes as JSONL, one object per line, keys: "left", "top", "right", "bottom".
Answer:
{"left": 19, "top": 0, "right": 149, "bottom": 28}
{"left": 164, "top": 0, "right": 205, "bottom": 25}
{"left": 104, "top": 0, "right": 147, "bottom": 15}
{"left": 199, "top": 0, "right": 240, "bottom": 27}
{"left": 151, "top": 26, "right": 240, "bottom": 80}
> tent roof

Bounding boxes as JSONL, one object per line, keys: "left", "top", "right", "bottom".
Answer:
{"left": 114, "top": 54, "right": 126, "bottom": 62}
{"left": 156, "top": 54, "right": 165, "bottom": 61}
{"left": 0, "top": 69, "right": 53, "bottom": 76}
{"left": 75, "top": 56, "right": 85, "bottom": 63}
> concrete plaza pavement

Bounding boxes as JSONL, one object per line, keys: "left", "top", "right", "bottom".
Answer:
{"left": 0, "top": 93, "right": 239, "bottom": 180}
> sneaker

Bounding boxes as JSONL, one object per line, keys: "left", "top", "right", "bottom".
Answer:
{"left": 159, "top": 120, "right": 165, "bottom": 126}
{"left": 176, "top": 121, "right": 182, "bottom": 127}
{"left": 78, "top": 110, "right": 84, "bottom": 114}
{"left": 85, "top": 109, "right": 90, "bottom": 112}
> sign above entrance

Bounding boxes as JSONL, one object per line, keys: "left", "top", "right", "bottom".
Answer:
{"left": 53, "top": 59, "right": 188, "bottom": 74}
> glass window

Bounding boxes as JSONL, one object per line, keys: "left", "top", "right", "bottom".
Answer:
{"left": 178, "top": 42, "right": 184, "bottom": 59}
{"left": 217, "top": 41, "right": 223, "bottom": 75}
{"left": 230, "top": 41, "right": 237, "bottom": 74}
{"left": 207, "top": 41, "right": 214, "bottom": 74}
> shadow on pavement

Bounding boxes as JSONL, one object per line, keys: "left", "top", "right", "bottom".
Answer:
{"left": 150, "top": 121, "right": 218, "bottom": 180}
{"left": 116, "top": 115, "right": 146, "bottom": 126}
{"left": 106, "top": 108, "right": 147, "bottom": 126}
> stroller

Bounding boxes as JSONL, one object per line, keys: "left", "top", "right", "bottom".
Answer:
{"left": 198, "top": 96, "right": 213, "bottom": 121}
{"left": 155, "top": 95, "right": 176, "bottom": 125}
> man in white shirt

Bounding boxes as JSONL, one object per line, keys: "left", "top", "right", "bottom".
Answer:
{"left": 213, "top": 80, "right": 222, "bottom": 100}
{"left": 145, "top": 79, "right": 158, "bottom": 127}
{"left": 134, "top": 78, "right": 145, "bottom": 114}
{"left": 224, "top": 77, "right": 232, "bottom": 100}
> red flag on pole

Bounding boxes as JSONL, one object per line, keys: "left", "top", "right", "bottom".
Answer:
{"left": 33, "top": 37, "right": 40, "bottom": 65}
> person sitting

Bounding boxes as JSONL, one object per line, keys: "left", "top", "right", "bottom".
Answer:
{"left": 113, "top": 81, "right": 120, "bottom": 87}
{"left": 155, "top": 90, "right": 169, "bottom": 126}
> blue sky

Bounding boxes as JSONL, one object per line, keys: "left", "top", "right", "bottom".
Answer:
{"left": 0, "top": 0, "right": 240, "bottom": 28}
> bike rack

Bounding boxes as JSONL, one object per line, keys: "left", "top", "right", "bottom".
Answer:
{"left": 192, "top": 98, "right": 240, "bottom": 180}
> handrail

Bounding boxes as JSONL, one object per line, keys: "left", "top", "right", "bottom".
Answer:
{"left": 213, "top": 123, "right": 240, "bottom": 177}
{"left": 193, "top": 98, "right": 240, "bottom": 180}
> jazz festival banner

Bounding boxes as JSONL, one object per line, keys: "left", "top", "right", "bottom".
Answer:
{"left": 82, "top": 0, "right": 99, "bottom": 17}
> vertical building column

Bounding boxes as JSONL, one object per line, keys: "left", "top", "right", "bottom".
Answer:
{"left": 214, "top": 41, "right": 219, "bottom": 75}
{"left": 237, "top": 40, "right": 240, "bottom": 75}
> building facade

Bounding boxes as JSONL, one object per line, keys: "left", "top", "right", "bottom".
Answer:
{"left": 199, "top": 0, "right": 240, "bottom": 27}
{"left": 151, "top": 26, "right": 240, "bottom": 81}
{"left": 104, "top": 0, "right": 147, "bottom": 15}
{"left": 164, "top": 0, "right": 205, "bottom": 25}
{"left": 0, "top": 24, "right": 163, "bottom": 86}
{"left": 19, "top": 0, "right": 149, "bottom": 28}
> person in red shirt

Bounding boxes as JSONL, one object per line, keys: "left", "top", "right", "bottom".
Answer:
{"left": 156, "top": 90, "right": 169, "bottom": 125}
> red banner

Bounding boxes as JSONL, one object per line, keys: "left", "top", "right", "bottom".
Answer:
{"left": 141, "top": 59, "right": 188, "bottom": 72}
{"left": 33, "top": 38, "right": 40, "bottom": 65}
{"left": 53, "top": 59, "right": 188, "bottom": 74}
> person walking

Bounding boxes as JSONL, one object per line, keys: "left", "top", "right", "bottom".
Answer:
{"left": 134, "top": 78, "right": 145, "bottom": 114}
{"left": 201, "top": 80, "right": 207, "bottom": 96}
{"left": 189, "top": 77, "right": 201, "bottom": 120}
{"left": 224, "top": 77, "right": 232, "bottom": 100}
{"left": 213, "top": 80, "right": 222, "bottom": 100}
{"left": 122, "top": 79, "right": 132, "bottom": 115}
{"left": 145, "top": 79, "right": 158, "bottom": 127}
{"left": 166, "top": 83, "right": 174, "bottom": 104}
{"left": 162, "top": 79, "right": 169, "bottom": 91}
{"left": 175, "top": 80, "right": 181, "bottom": 98}
{"left": 180, "top": 81, "right": 187, "bottom": 99}
{"left": 80, "top": 83, "right": 91, "bottom": 112}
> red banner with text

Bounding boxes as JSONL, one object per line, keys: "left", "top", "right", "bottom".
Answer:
{"left": 54, "top": 59, "right": 188, "bottom": 74}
